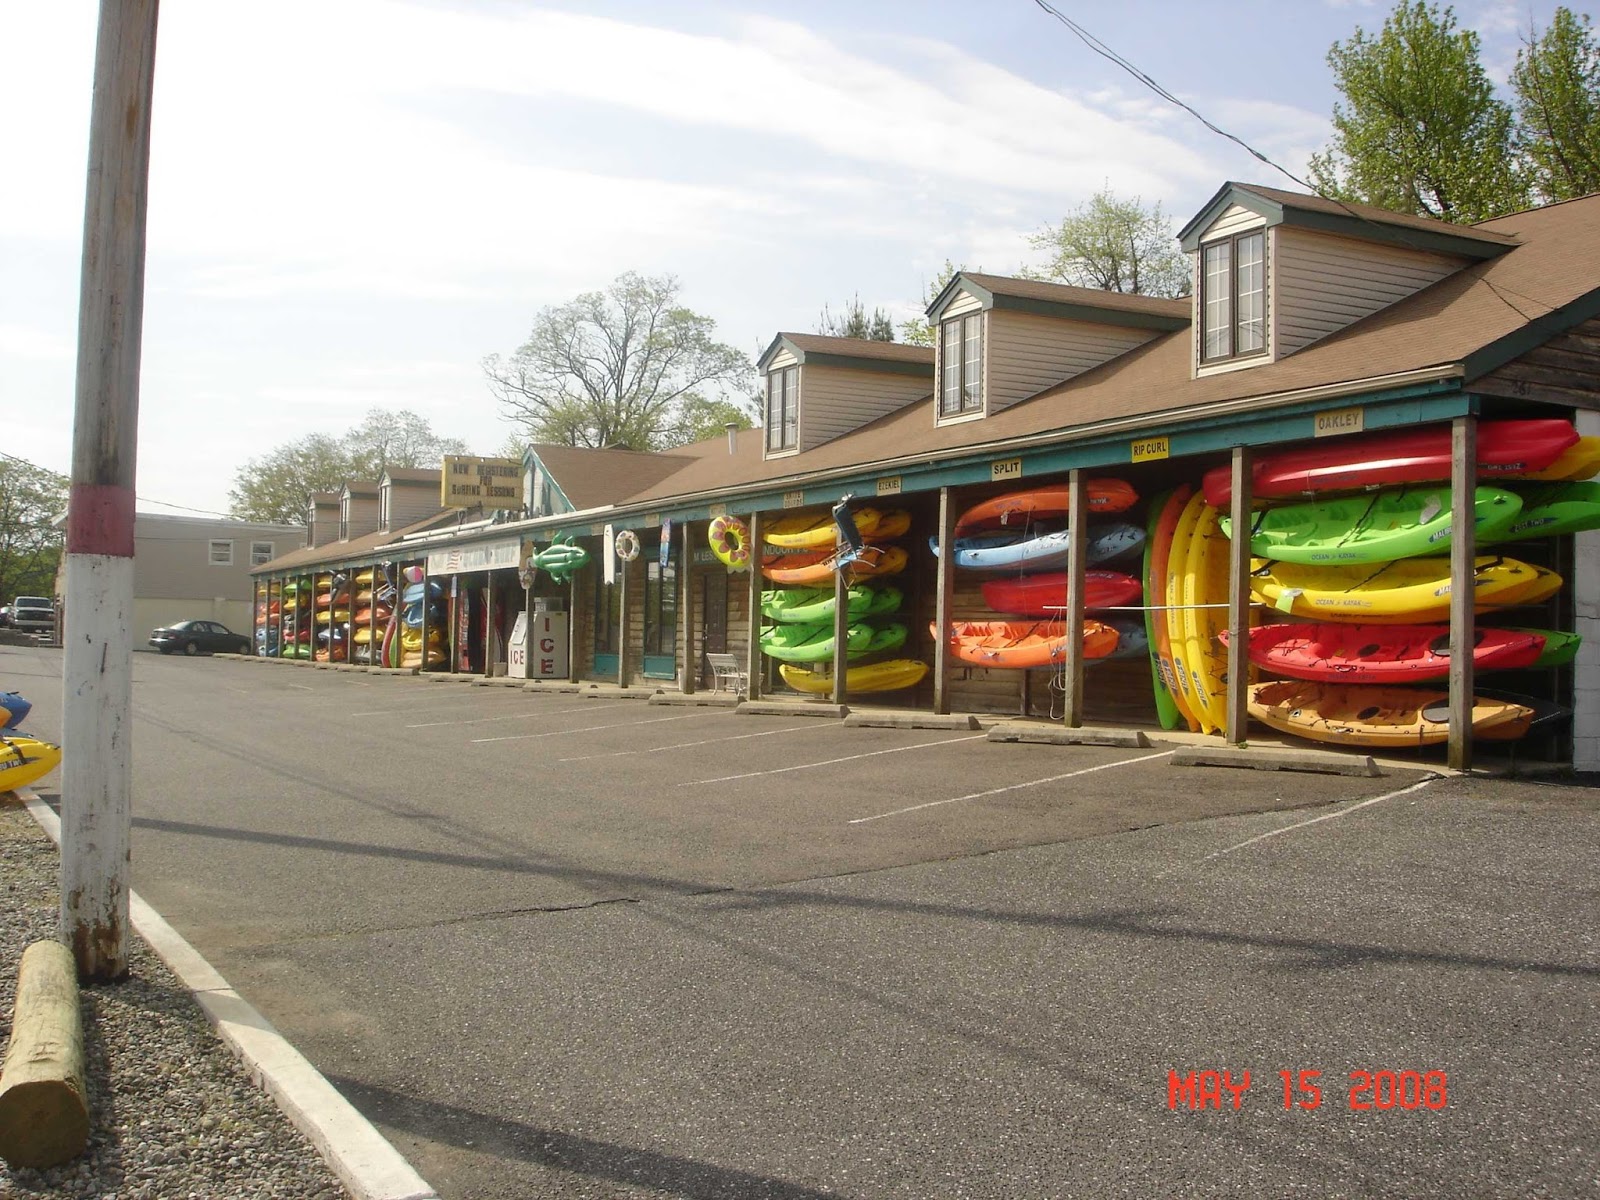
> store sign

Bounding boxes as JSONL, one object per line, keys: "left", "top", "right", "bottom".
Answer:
{"left": 1315, "top": 407, "right": 1365, "bottom": 437}
{"left": 441, "top": 455, "right": 522, "bottom": 507}
{"left": 991, "top": 458, "right": 1023, "bottom": 482}
{"left": 426, "top": 537, "right": 522, "bottom": 575}
{"left": 784, "top": 490, "right": 807, "bottom": 508}
{"left": 708, "top": 502, "right": 727, "bottom": 519}
{"left": 1130, "top": 435, "right": 1170, "bottom": 463}
{"left": 876, "top": 475, "right": 902, "bottom": 496}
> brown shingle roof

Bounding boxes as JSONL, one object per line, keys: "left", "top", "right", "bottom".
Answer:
{"left": 1235, "top": 183, "right": 1521, "bottom": 249}
{"left": 529, "top": 443, "right": 702, "bottom": 511}
{"left": 958, "top": 274, "right": 1191, "bottom": 321}
{"left": 617, "top": 193, "right": 1600, "bottom": 510}
{"left": 770, "top": 333, "right": 935, "bottom": 366}
{"left": 382, "top": 467, "right": 442, "bottom": 484}
{"left": 252, "top": 510, "right": 454, "bottom": 574}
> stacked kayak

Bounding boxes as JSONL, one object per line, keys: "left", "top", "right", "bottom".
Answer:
{"left": 1247, "top": 680, "right": 1534, "bottom": 748}
{"left": 760, "top": 506, "right": 912, "bottom": 586}
{"left": 779, "top": 659, "right": 930, "bottom": 695}
{"left": 351, "top": 566, "right": 400, "bottom": 666}
{"left": 1249, "top": 556, "right": 1558, "bottom": 623}
{"left": 1, "top": 691, "right": 32, "bottom": 729}
{"left": 760, "top": 619, "right": 908, "bottom": 663}
{"left": 1223, "top": 623, "right": 1570, "bottom": 683}
{"left": 928, "top": 520, "right": 1144, "bottom": 572}
{"left": 952, "top": 480, "right": 1139, "bottom": 536}
{"left": 400, "top": 571, "right": 446, "bottom": 668}
{"left": 980, "top": 570, "right": 1142, "bottom": 617}
{"left": 761, "top": 584, "right": 902, "bottom": 623}
{"left": 0, "top": 734, "right": 61, "bottom": 793}
{"left": 939, "top": 619, "right": 1120, "bottom": 669}
{"left": 313, "top": 573, "right": 349, "bottom": 663}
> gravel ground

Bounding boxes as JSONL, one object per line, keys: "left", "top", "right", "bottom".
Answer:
{"left": 0, "top": 795, "right": 350, "bottom": 1199}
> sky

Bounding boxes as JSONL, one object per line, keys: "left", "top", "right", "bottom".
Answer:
{"left": 0, "top": 0, "right": 1579, "bottom": 518}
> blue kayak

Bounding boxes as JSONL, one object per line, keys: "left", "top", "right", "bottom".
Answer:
{"left": 929, "top": 521, "right": 1145, "bottom": 570}
{"left": 1, "top": 691, "right": 31, "bottom": 729}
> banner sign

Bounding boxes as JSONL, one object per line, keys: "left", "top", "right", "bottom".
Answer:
{"left": 426, "top": 537, "right": 521, "bottom": 576}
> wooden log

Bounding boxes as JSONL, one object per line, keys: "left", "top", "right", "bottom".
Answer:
{"left": 0, "top": 940, "right": 89, "bottom": 1168}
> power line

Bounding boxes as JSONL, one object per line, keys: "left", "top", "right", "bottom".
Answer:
{"left": 0, "top": 449, "right": 238, "bottom": 518}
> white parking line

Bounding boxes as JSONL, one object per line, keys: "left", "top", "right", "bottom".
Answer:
{"left": 558, "top": 721, "right": 820, "bottom": 762}
{"left": 683, "top": 733, "right": 989, "bottom": 786}
{"left": 286, "top": 683, "right": 313, "bottom": 691}
{"left": 472, "top": 712, "right": 699, "bottom": 744}
{"left": 849, "top": 748, "right": 1176, "bottom": 824}
{"left": 1203, "top": 776, "right": 1439, "bottom": 859}
{"left": 409, "top": 702, "right": 625, "bottom": 729}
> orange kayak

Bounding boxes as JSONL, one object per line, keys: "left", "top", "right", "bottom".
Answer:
{"left": 763, "top": 545, "right": 908, "bottom": 585}
{"left": 936, "top": 619, "right": 1120, "bottom": 669}
{"left": 954, "top": 480, "right": 1138, "bottom": 536}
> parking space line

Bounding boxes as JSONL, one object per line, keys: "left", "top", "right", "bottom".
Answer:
{"left": 409, "top": 702, "right": 626, "bottom": 729}
{"left": 286, "top": 683, "right": 313, "bottom": 691}
{"left": 682, "top": 733, "right": 989, "bottom": 786}
{"left": 848, "top": 748, "right": 1176, "bottom": 824}
{"left": 558, "top": 721, "right": 819, "bottom": 762}
{"left": 472, "top": 712, "right": 700, "bottom": 744}
{"left": 1203, "top": 776, "right": 1438, "bottom": 859}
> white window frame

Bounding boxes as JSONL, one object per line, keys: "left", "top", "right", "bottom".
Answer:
{"left": 1200, "top": 229, "right": 1267, "bottom": 364}
{"left": 939, "top": 313, "right": 984, "bottom": 418}
{"left": 250, "top": 541, "right": 274, "bottom": 566}
{"left": 765, "top": 366, "right": 798, "bottom": 453}
{"left": 379, "top": 485, "right": 391, "bottom": 530}
{"left": 208, "top": 539, "right": 234, "bottom": 567}
{"left": 339, "top": 496, "right": 351, "bottom": 540}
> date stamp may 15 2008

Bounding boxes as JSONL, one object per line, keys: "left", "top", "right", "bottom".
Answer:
{"left": 1167, "top": 1069, "right": 1450, "bottom": 1111}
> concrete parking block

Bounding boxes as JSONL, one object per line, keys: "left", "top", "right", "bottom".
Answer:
{"left": 582, "top": 687, "right": 661, "bottom": 699}
{"left": 738, "top": 700, "right": 848, "bottom": 718}
{"left": 522, "top": 681, "right": 582, "bottom": 694}
{"left": 1172, "top": 744, "right": 1382, "bottom": 776}
{"left": 846, "top": 711, "right": 980, "bottom": 730}
{"left": 987, "top": 723, "right": 1152, "bottom": 747}
{"left": 649, "top": 693, "right": 739, "bottom": 708}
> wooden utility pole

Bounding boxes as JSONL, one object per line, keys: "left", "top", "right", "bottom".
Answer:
{"left": 61, "top": 0, "right": 159, "bottom": 982}
{"left": 1060, "top": 471, "right": 1088, "bottom": 727}
{"left": 1225, "top": 446, "right": 1254, "bottom": 744}
{"left": 1448, "top": 416, "right": 1478, "bottom": 772}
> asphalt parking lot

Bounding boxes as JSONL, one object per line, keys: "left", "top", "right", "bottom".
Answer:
{"left": 6, "top": 644, "right": 1598, "bottom": 1198}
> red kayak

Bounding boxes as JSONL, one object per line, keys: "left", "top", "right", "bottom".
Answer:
{"left": 981, "top": 570, "right": 1142, "bottom": 617}
{"left": 1202, "top": 419, "right": 1578, "bottom": 507}
{"left": 955, "top": 480, "right": 1138, "bottom": 536}
{"left": 1222, "top": 622, "right": 1546, "bottom": 684}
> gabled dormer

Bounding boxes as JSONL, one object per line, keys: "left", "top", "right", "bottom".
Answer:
{"left": 1177, "top": 182, "right": 1518, "bottom": 378}
{"left": 925, "top": 273, "right": 1188, "bottom": 426}
{"left": 378, "top": 467, "right": 443, "bottom": 533}
{"left": 756, "top": 333, "right": 934, "bottom": 459}
{"left": 306, "top": 492, "right": 340, "bottom": 548}
{"left": 339, "top": 481, "right": 380, "bottom": 542}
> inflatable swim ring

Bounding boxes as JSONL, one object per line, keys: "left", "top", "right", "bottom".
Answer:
{"left": 709, "top": 514, "right": 751, "bottom": 571}
{"left": 614, "top": 529, "right": 641, "bottom": 562}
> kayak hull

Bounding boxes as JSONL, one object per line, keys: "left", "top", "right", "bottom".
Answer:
{"left": 1247, "top": 680, "right": 1533, "bottom": 747}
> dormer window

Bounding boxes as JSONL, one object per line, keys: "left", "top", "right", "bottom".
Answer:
{"left": 939, "top": 314, "right": 984, "bottom": 417}
{"left": 1200, "top": 230, "right": 1266, "bottom": 363}
{"left": 766, "top": 366, "right": 798, "bottom": 452}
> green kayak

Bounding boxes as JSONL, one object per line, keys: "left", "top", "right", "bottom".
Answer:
{"left": 1494, "top": 481, "right": 1600, "bottom": 541}
{"left": 1222, "top": 485, "right": 1523, "bottom": 565}
{"left": 1508, "top": 628, "right": 1584, "bottom": 668}
{"left": 761, "top": 584, "right": 902, "bottom": 623}
{"left": 759, "top": 620, "right": 908, "bottom": 662}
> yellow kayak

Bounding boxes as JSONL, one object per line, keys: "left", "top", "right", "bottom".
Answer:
{"left": 0, "top": 735, "right": 62, "bottom": 793}
{"left": 1249, "top": 556, "right": 1552, "bottom": 623}
{"left": 1165, "top": 493, "right": 1206, "bottom": 726}
{"left": 1248, "top": 681, "right": 1533, "bottom": 748}
{"left": 1183, "top": 501, "right": 1231, "bottom": 734}
{"left": 1505, "top": 435, "right": 1600, "bottom": 482}
{"left": 765, "top": 506, "right": 885, "bottom": 549}
{"left": 779, "top": 658, "right": 929, "bottom": 694}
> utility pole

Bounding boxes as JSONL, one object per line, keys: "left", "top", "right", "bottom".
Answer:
{"left": 62, "top": 0, "right": 159, "bottom": 981}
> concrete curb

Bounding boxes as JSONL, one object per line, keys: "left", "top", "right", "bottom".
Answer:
{"left": 1171, "top": 745, "right": 1382, "bottom": 777}
{"left": 583, "top": 687, "right": 662, "bottom": 700}
{"left": 522, "top": 682, "right": 582, "bottom": 694}
{"left": 20, "top": 793, "right": 440, "bottom": 1200}
{"left": 987, "top": 723, "right": 1153, "bottom": 747}
{"left": 738, "top": 700, "right": 849, "bottom": 719}
{"left": 845, "top": 712, "right": 981, "bottom": 730}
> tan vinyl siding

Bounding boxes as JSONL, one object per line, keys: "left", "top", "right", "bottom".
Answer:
{"left": 385, "top": 481, "right": 441, "bottom": 531}
{"left": 1274, "top": 226, "right": 1467, "bottom": 357}
{"left": 798, "top": 363, "right": 930, "bottom": 452}
{"left": 1203, "top": 203, "right": 1267, "bottom": 242}
{"left": 985, "top": 310, "right": 1155, "bottom": 414}
{"left": 942, "top": 289, "right": 985, "bottom": 319}
{"left": 767, "top": 347, "right": 798, "bottom": 370}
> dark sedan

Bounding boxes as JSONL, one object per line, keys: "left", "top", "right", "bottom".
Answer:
{"left": 149, "top": 619, "right": 253, "bottom": 656}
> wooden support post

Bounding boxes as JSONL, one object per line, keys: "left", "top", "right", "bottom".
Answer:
{"left": 1448, "top": 415, "right": 1478, "bottom": 772}
{"left": 933, "top": 487, "right": 956, "bottom": 715}
{"left": 1061, "top": 470, "right": 1088, "bottom": 727}
{"left": 617, "top": 557, "right": 629, "bottom": 687}
{"left": 419, "top": 568, "right": 431, "bottom": 673}
{"left": 483, "top": 573, "right": 495, "bottom": 677}
{"left": 1225, "top": 445, "right": 1254, "bottom": 744}
{"left": 450, "top": 574, "right": 460, "bottom": 674}
{"left": 745, "top": 510, "right": 763, "bottom": 701}
{"left": 680, "top": 520, "right": 696, "bottom": 694}
{"left": 0, "top": 941, "right": 89, "bottom": 1169}
{"left": 567, "top": 570, "right": 580, "bottom": 684}
{"left": 831, "top": 562, "right": 850, "bottom": 706}
{"left": 61, "top": 0, "right": 159, "bottom": 982}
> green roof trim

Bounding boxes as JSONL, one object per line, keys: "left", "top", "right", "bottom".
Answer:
{"left": 1460, "top": 283, "right": 1600, "bottom": 381}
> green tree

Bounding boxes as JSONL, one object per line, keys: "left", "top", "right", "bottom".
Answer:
{"left": 1027, "top": 189, "right": 1190, "bottom": 298}
{"left": 817, "top": 294, "right": 895, "bottom": 341}
{"left": 0, "top": 455, "right": 68, "bottom": 601}
{"left": 484, "top": 272, "right": 752, "bottom": 451}
{"left": 1512, "top": 6, "right": 1600, "bottom": 202}
{"left": 900, "top": 259, "right": 964, "bottom": 346}
{"left": 228, "top": 410, "right": 467, "bottom": 524}
{"left": 1309, "top": 1, "right": 1525, "bottom": 222}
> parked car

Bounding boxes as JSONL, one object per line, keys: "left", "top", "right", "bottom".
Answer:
{"left": 149, "top": 619, "right": 253, "bottom": 656}
{"left": 10, "top": 596, "right": 56, "bottom": 636}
